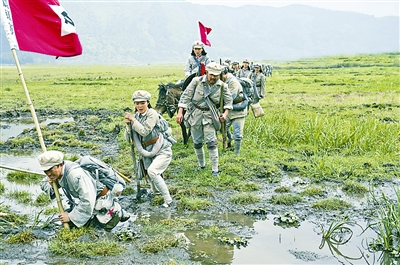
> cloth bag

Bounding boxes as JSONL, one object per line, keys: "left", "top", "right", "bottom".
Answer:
{"left": 250, "top": 102, "right": 265, "bottom": 118}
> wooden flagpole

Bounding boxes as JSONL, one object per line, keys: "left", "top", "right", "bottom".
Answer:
{"left": 11, "top": 48, "right": 69, "bottom": 229}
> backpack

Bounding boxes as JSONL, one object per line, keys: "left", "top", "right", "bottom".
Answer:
{"left": 238, "top": 77, "right": 254, "bottom": 103}
{"left": 74, "top": 155, "right": 126, "bottom": 190}
{"left": 155, "top": 114, "right": 177, "bottom": 145}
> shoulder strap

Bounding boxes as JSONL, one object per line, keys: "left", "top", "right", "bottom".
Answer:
{"left": 219, "top": 82, "right": 224, "bottom": 112}
{"left": 193, "top": 56, "right": 202, "bottom": 75}
{"left": 61, "top": 161, "right": 79, "bottom": 206}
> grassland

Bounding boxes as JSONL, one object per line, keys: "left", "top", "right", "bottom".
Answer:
{"left": 1, "top": 53, "right": 399, "bottom": 184}
{"left": 1, "top": 53, "right": 399, "bottom": 262}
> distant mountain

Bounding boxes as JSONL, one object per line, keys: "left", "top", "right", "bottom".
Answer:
{"left": 1, "top": 2, "right": 398, "bottom": 65}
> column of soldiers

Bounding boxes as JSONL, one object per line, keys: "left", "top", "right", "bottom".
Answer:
{"left": 223, "top": 58, "right": 273, "bottom": 77}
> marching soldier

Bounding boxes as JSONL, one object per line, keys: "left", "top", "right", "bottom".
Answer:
{"left": 220, "top": 66, "right": 248, "bottom": 155}
{"left": 176, "top": 62, "right": 233, "bottom": 176}
{"left": 184, "top": 40, "right": 211, "bottom": 78}
{"left": 247, "top": 63, "right": 266, "bottom": 104}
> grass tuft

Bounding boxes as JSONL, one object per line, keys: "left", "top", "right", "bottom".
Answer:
{"left": 312, "top": 198, "right": 351, "bottom": 210}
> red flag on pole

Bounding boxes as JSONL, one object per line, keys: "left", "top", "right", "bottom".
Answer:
{"left": 1, "top": 0, "right": 82, "bottom": 57}
{"left": 198, "top": 21, "right": 212, "bottom": 47}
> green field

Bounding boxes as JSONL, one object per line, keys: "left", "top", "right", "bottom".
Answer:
{"left": 1, "top": 53, "right": 399, "bottom": 182}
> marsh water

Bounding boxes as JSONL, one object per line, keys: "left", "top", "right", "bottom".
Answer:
{"left": 0, "top": 119, "right": 395, "bottom": 264}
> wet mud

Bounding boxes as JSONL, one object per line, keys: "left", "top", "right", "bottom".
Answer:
{"left": 0, "top": 110, "right": 398, "bottom": 264}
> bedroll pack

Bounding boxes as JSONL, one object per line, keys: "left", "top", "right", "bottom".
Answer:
{"left": 155, "top": 114, "right": 177, "bottom": 145}
{"left": 238, "top": 77, "right": 254, "bottom": 103}
{"left": 74, "top": 155, "right": 126, "bottom": 190}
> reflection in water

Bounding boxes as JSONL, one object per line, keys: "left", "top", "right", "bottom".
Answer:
{"left": 0, "top": 152, "right": 394, "bottom": 264}
{"left": 0, "top": 117, "right": 74, "bottom": 141}
{"left": 184, "top": 212, "right": 255, "bottom": 264}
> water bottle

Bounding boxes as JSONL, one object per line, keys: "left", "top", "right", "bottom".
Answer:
{"left": 112, "top": 183, "right": 123, "bottom": 197}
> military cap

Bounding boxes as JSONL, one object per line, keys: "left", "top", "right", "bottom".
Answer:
{"left": 38, "top": 150, "right": 64, "bottom": 171}
{"left": 132, "top": 90, "right": 151, "bottom": 102}
{"left": 206, "top": 62, "right": 222, "bottom": 75}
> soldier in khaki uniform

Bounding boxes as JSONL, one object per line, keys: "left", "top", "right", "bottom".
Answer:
{"left": 231, "top": 61, "right": 240, "bottom": 76}
{"left": 184, "top": 40, "right": 211, "bottom": 78}
{"left": 176, "top": 62, "right": 233, "bottom": 177}
{"left": 39, "top": 150, "right": 130, "bottom": 231}
{"left": 236, "top": 59, "right": 251, "bottom": 78}
{"left": 124, "top": 90, "right": 173, "bottom": 208}
{"left": 247, "top": 63, "right": 266, "bottom": 104}
{"left": 220, "top": 67, "right": 248, "bottom": 155}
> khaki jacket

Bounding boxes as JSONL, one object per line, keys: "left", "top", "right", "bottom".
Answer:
{"left": 225, "top": 73, "right": 247, "bottom": 119}
{"left": 178, "top": 75, "right": 233, "bottom": 129}
{"left": 248, "top": 72, "right": 266, "bottom": 98}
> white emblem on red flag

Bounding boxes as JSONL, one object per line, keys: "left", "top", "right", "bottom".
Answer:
{"left": 1, "top": 0, "right": 82, "bottom": 57}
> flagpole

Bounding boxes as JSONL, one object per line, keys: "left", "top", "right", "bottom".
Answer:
{"left": 11, "top": 48, "right": 69, "bottom": 229}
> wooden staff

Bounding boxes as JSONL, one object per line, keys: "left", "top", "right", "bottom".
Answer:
{"left": 11, "top": 49, "right": 69, "bottom": 229}
{"left": 0, "top": 164, "right": 45, "bottom": 176}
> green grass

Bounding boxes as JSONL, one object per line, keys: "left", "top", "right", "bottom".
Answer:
{"left": 177, "top": 197, "right": 214, "bottom": 211}
{"left": 341, "top": 180, "right": 368, "bottom": 195}
{"left": 300, "top": 185, "right": 325, "bottom": 197}
{"left": 368, "top": 188, "right": 400, "bottom": 257}
{"left": 312, "top": 198, "right": 351, "bottom": 210}
{"left": 7, "top": 190, "right": 32, "bottom": 204}
{"left": 2, "top": 54, "right": 398, "bottom": 184}
{"left": 230, "top": 192, "right": 260, "bottom": 205}
{"left": 6, "top": 171, "right": 43, "bottom": 185}
{"left": 0, "top": 182, "right": 4, "bottom": 194}
{"left": 0, "top": 53, "right": 399, "bottom": 259}
{"left": 271, "top": 194, "right": 303, "bottom": 205}
{"left": 197, "top": 225, "right": 228, "bottom": 239}
{"left": 49, "top": 227, "right": 125, "bottom": 257}
{"left": 5, "top": 230, "right": 36, "bottom": 244}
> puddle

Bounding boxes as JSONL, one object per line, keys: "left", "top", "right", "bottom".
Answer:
{"left": 0, "top": 154, "right": 56, "bottom": 216}
{"left": 0, "top": 154, "right": 392, "bottom": 264}
{"left": 0, "top": 119, "right": 396, "bottom": 264}
{"left": 0, "top": 117, "right": 74, "bottom": 141}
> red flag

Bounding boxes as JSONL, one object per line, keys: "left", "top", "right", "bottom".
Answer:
{"left": 198, "top": 21, "right": 212, "bottom": 47}
{"left": 1, "top": 0, "right": 82, "bottom": 57}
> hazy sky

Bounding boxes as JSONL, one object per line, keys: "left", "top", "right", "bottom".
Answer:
{"left": 187, "top": 0, "right": 399, "bottom": 17}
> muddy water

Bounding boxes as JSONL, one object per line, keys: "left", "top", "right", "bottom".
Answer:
{"left": 0, "top": 156, "right": 384, "bottom": 264}
{"left": 0, "top": 119, "right": 394, "bottom": 264}
{"left": 0, "top": 117, "right": 73, "bottom": 142}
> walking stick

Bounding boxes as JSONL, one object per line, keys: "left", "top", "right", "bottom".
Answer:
{"left": 220, "top": 85, "right": 228, "bottom": 150}
{"left": 127, "top": 122, "right": 141, "bottom": 199}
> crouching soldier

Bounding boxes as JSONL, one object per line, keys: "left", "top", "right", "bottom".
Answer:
{"left": 38, "top": 150, "right": 130, "bottom": 231}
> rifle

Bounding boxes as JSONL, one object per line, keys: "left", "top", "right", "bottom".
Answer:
{"left": 220, "top": 84, "right": 228, "bottom": 150}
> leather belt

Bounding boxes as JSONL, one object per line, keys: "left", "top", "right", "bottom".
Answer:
{"left": 143, "top": 135, "right": 159, "bottom": 147}
{"left": 193, "top": 103, "right": 209, "bottom": 111}
{"left": 97, "top": 186, "right": 109, "bottom": 198}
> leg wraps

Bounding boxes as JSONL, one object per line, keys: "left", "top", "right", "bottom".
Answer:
{"left": 208, "top": 146, "right": 219, "bottom": 173}
{"left": 149, "top": 173, "right": 172, "bottom": 203}
{"left": 194, "top": 147, "right": 205, "bottom": 168}
{"left": 234, "top": 140, "right": 242, "bottom": 155}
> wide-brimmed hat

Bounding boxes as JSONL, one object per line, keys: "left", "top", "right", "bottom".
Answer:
{"left": 206, "top": 62, "right": 222, "bottom": 75}
{"left": 38, "top": 150, "right": 64, "bottom": 171}
{"left": 132, "top": 90, "right": 151, "bottom": 102}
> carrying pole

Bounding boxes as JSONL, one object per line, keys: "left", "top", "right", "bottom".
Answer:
{"left": 11, "top": 49, "right": 69, "bottom": 229}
